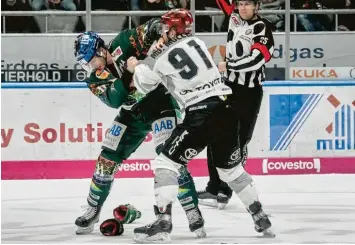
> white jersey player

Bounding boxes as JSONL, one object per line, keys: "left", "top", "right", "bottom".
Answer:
{"left": 126, "top": 8, "right": 273, "bottom": 243}
{"left": 132, "top": 34, "right": 232, "bottom": 109}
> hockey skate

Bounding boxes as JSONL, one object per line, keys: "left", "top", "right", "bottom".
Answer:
{"left": 75, "top": 205, "right": 101, "bottom": 235}
{"left": 248, "top": 201, "right": 275, "bottom": 238}
{"left": 133, "top": 204, "right": 173, "bottom": 243}
{"left": 216, "top": 191, "right": 232, "bottom": 210}
{"left": 197, "top": 189, "right": 217, "bottom": 208}
{"left": 186, "top": 207, "right": 206, "bottom": 238}
{"left": 197, "top": 189, "right": 231, "bottom": 209}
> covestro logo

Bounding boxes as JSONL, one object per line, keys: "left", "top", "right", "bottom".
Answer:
{"left": 262, "top": 159, "right": 321, "bottom": 173}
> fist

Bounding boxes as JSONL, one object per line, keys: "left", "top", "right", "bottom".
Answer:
{"left": 218, "top": 61, "right": 227, "bottom": 73}
{"left": 127, "top": 56, "right": 139, "bottom": 73}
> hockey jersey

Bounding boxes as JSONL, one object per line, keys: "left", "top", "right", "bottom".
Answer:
{"left": 86, "top": 18, "right": 163, "bottom": 110}
{"left": 216, "top": 0, "right": 275, "bottom": 87}
{"left": 133, "top": 34, "right": 232, "bottom": 109}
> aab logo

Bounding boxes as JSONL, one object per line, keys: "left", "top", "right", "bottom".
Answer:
{"left": 269, "top": 94, "right": 323, "bottom": 151}
{"left": 317, "top": 95, "right": 355, "bottom": 150}
{"left": 154, "top": 119, "right": 174, "bottom": 134}
{"left": 109, "top": 124, "right": 122, "bottom": 136}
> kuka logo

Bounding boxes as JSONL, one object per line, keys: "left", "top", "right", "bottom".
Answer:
{"left": 317, "top": 95, "right": 355, "bottom": 150}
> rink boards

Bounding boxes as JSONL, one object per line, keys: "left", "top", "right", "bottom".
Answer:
{"left": 1, "top": 82, "right": 355, "bottom": 179}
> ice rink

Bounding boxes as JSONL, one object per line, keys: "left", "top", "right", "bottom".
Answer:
{"left": 2, "top": 174, "right": 355, "bottom": 244}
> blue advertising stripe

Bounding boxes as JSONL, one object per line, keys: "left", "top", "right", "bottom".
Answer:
{"left": 278, "top": 94, "right": 318, "bottom": 151}
{"left": 2, "top": 81, "right": 355, "bottom": 89}
{"left": 280, "top": 94, "right": 323, "bottom": 151}
{"left": 272, "top": 94, "right": 314, "bottom": 151}
{"left": 1, "top": 82, "right": 86, "bottom": 89}
{"left": 341, "top": 105, "right": 345, "bottom": 137}
{"left": 335, "top": 110, "right": 339, "bottom": 137}
{"left": 347, "top": 105, "right": 351, "bottom": 150}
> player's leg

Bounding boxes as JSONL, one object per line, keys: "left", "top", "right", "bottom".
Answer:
{"left": 211, "top": 117, "right": 274, "bottom": 237}
{"left": 146, "top": 88, "right": 205, "bottom": 237}
{"left": 197, "top": 145, "right": 233, "bottom": 209}
{"left": 75, "top": 109, "right": 150, "bottom": 234}
{"left": 236, "top": 85, "right": 263, "bottom": 166}
{"left": 198, "top": 85, "right": 263, "bottom": 210}
{"left": 133, "top": 97, "right": 232, "bottom": 243}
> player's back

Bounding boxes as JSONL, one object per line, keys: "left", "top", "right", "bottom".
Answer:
{"left": 151, "top": 34, "right": 232, "bottom": 108}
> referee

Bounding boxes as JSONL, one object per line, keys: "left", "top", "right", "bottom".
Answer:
{"left": 198, "top": 0, "right": 275, "bottom": 212}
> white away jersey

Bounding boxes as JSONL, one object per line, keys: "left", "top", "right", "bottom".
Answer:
{"left": 133, "top": 34, "right": 232, "bottom": 109}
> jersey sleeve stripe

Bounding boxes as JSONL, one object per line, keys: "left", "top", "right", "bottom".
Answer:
{"left": 251, "top": 43, "right": 272, "bottom": 62}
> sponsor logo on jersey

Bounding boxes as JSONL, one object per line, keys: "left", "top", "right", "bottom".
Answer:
{"left": 231, "top": 14, "right": 242, "bottom": 26}
{"left": 245, "top": 29, "right": 253, "bottom": 35}
{"left": 180, "top": 77, "right": 222, "bottom": 95}
{"left": 112, "top": 46, "right": 123, "bottom": 60}
{"left": 95, "top": 69, "right": 110, "bottom": 79}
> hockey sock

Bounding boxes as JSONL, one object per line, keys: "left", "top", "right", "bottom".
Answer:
{"left": 87, "top": 155, "right": 119, "bottom": 207}
{"left": 154, "top": 168, "right": 179, "bottom": 209}
{"left": 177, "top": 166, "right": 199, "bottom": 211}
{"left": 227, "top": 171, "right": 259, "bottom": 208}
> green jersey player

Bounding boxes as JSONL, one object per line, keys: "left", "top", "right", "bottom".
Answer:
{"left": 73, "top": 14, "right": 205, "bottom": 237}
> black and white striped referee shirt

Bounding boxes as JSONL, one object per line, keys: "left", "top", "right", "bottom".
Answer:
{"left": 224, "top": 11, "right": 274, "bottom": 88}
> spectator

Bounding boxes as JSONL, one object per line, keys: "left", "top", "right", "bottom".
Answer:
{"left": 147, "top": 0, "right": 188, "bottom": 9}
{"left": 144, "top": 0, "right": 213, "bottom": 32}
{"left": 30, "top": 0, "right": 76, "bottom": 10}
{"left": 29, "top": 0, "right": 79, "bottom": 32}
{"left": 204, "top": 0, "right": 229, "bottom": 32}
{"left": 82, "top": 0, "right": 130, "bottom": 33}
{"left": 321, "top": 0, "right": 355, "bottom": 31}
{"left": 259, "top": 0, "right": 285, "bottom": 31}
{"left": 293, "top": 0, "right": 334, "bottom": 31}
{"left": 1, "top": 0, "right": 40, "bottom": 33}
{"left": 130, "top": 0, "right": 142, "bottom": 27}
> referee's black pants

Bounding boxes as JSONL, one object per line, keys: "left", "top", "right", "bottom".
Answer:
{"left": 205, "top": 84, "right": 263, "bottom": 196}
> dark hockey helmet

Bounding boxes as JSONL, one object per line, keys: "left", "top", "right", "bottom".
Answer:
{"left": 161, "top": 8, "right": 194, "bottom": 35}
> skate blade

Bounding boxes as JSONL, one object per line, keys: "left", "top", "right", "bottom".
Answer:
{"left": 217, "top": 202, "right": 228, "bottom": 210}
{"left": 76, "top": 225, "right": 94, "bottom": 235}
{"left": 133, "top": 232, "right": 171, "bottom": 244}
{"left": 193, "top": 227, "right": 207, "bottom": 238}
{"left": 261, "top": 228, "right": 276, "bottom": 238}
{"left": 198, "top": 199, "right": 218, "bottom": 208}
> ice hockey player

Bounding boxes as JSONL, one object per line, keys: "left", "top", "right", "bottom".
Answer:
{"left": 126, "top": 8, "right": 274, "bottom": 243}
{"left": 73, "top": 11, "right": 205, "bottom": 237}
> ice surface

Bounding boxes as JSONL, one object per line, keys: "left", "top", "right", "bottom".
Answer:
{"left": 2, "top": 175, "right": 355, "bottom": 244}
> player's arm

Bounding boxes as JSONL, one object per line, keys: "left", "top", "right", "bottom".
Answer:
{"left": 87, "top": 70, "right": 129, "bottom": 109}
{"left": 128, "top": 56, "right": 162, "bottom": 94}
{"left": 226, "top": 21, "right": 274, "bottom": 73}
{"left": 216, "top": 0, "right": 236, "bottom": 16}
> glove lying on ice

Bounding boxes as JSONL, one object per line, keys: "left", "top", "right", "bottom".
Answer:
{"left": 113, "top": 204, "right": 141, "bottom": 224}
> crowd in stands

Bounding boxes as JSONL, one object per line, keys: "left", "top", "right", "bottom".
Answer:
{"left": 1, "top": 0, "right": 355, "bottom": 33}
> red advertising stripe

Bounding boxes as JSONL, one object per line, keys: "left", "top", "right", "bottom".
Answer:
{"left": 1, "top": 159, "right": 208, "bottom": 180}
{"left": 2, "top": 157, "right": 355, "bottom": 180}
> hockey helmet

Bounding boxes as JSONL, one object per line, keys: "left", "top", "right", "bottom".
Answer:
{"left": 161, "top": 8, "right": 194, "bottom": 35}
{"left": 74, "top": 31, "right": 105, "bottom": 71}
